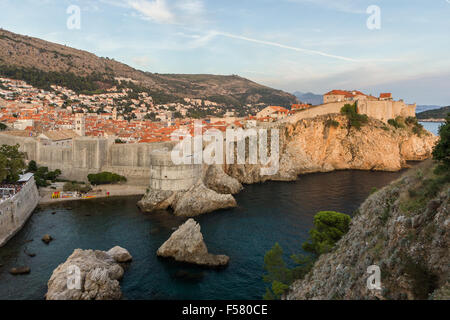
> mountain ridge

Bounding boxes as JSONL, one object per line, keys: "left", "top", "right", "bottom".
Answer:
{"left": 293, "top": 91, "right": 323, "bottom": 105}
{"left": 0, "top": 29, "right": 298, "bottom": 107}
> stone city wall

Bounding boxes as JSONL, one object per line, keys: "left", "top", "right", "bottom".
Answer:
{"left": 0, "top": 177, "right": 39, "bottom": 247}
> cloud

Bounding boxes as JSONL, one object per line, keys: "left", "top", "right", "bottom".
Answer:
{"left": 286, "top": 0, "right": 367, "bottom": 14}
{"left": 127, "top": 0, "right": 174, "bottom": 24}
{"left": 100, "top": 0, "right": 205, "bottom": 25}
{"left": 183, "top": 30, "right": 395, "bottom": 63}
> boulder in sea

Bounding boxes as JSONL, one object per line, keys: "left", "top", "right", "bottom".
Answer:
{"left": 9, "top": 266, "right": 31, "bottom": 275}
{"left": 46, "top": 248, "right": 130, "bottom": 300}
{"left": 172, "top": 183, "right": 237, "bottom": 217}
{"left": 42, "top": 234, "right": 53, "bottom": 244}
{"left": 157, "top": 219, "right": 229, "bottom": 267}
{"left": 137, "top": 189, "right": 175, "bottom": 213}
{"left": 107, "top": 246, "right": 132, "bottom": 263}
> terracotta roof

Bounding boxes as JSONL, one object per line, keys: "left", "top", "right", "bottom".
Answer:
{"left": 41, "top": 129, "right": 79, "bottom": 141}
{"left": 324, "top": 90, "right": 367, "bottom": 97}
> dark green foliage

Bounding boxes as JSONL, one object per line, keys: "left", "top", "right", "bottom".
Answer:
{"left": 262, "top": 243, "right": 293, "bottom": 300}
{"left": 340, "top": 103, "right": 368, "bottom": 129}
{"left": 432, "top": 114, "right": 450, "bottom": 172}
{"left": 302, "top": 211, "right": 351, "bottom": 255}
{"left": 33, "top": 166, "right": 62, "bottom": 187}
{"left": 87, "top": 172, "right": 127, "bottom": 185}
{"left": 63, "top": 182, "right": 92, "bottom": 193}
{"left": 387, "top": 118, "right": 405, "bottom": 129}
{"left": 26, "top": 160, "right": 38, "bottom": 173}
{"left": 402, "top": 256, "right": 438, "bottom": 299}
{"left": 325, "top": 119, "right": 340, "bottom": 128}
{"left": 0, "top": 122, "right": 6, "bottom": 131}
{"left": 416, "top": 106, "right": 450, "bottom": 120}
{"left": 0, "top": 144, "right": 25, "bottom": 183}
{"left": 0, "top": 65, "right": 112, "bottom": 95}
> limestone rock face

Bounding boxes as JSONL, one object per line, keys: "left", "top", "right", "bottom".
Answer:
{"left": 137, "top": 189, "right": 174, "bottom": 213}
{"left": 172, "top": 183, "right": 237, "bottom": 217}
{"left": 204, "top": 165, "right": 243, "bottom": 195}
{"left": 46, "top": 248, "right": 129, "bottom": 300}
{"left": 107, "top": 246, "right": 132, "bottom": 263}
{"left": 226, "top": 115, "right": 438, "bottom": 184}
{"left": 157, "top": 219, "right": 229, "bottom": 267}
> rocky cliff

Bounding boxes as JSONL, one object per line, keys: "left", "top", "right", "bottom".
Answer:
{"left": 285, "top": 160, "right": 449, "bottom": 300}
{"left": 225, "top": 114, "right": 438, "bottom": 184}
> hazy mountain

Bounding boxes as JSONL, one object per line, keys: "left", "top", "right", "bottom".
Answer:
{"left": 293, "top": 91, "right": 323, "bottom": 106}
{"left": 0, "top": 29, "right": 298, "bottom": 107}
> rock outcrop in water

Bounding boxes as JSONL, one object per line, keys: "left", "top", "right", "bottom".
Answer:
{"left": 137, "top": 189, "right": 175, "bottom": 212}
{"left": 226, "top": 114, "right": 438, "bottom": 184}
{"left": 107, "top": 246, "right": 133, "bottom": 263}
{"left": 157, "top": 219, "right": 230, "bottom": 267}
{"left": 285, "top": 161, "right": 449, "bottom": 300}
{"left": 138, "top": 181, "right": 237, "bottom": 217}
{"left": 46, "top": 247, "right": 132, "bottom": 300}
{"left": 172, "top": 182, "right": 237, "bottom": 217}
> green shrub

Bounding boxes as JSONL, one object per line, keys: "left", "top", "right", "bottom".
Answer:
{"left": 302, "top": 211, "right": 351, "bottom": 255}
{"left": 32, "top": 165, "right": 62, "bottom": 187}
{"left": 87, "top": 172, "right": 127, "bottom": 185}
{"left": 387, "top": 117, "right": 405, "bottom": 129}
{"left": 325, "top": 119, "right": 339, "bottom": 128}
{"left": 63, "top": 182, "right": 92, "bottom": 193}
{"left": 340, "top": 103, "right": 368, "bottom": 129}
{"left": 27, "top": 160, "right": 38, "bottom": 173}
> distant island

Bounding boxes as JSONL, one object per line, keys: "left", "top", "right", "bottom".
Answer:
{"left": 417, "top": 106, "right": 450, "bottom": 121}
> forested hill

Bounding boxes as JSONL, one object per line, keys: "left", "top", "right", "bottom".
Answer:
{"left": 417, "top": 106, "right": 450, "bottom": 120}
{"left": 0, "top": 29, "right": 298, "bottom": 107}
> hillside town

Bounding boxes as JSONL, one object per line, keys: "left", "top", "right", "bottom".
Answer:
{"left": 0, "top": 77, "right": 407, "bottom": 145}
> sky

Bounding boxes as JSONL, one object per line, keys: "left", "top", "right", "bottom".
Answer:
{"left": 0, "top": 0, "right": 449, "bottom": 105}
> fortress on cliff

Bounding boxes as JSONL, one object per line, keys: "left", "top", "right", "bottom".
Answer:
{"left": 0, "top": 89, "right": 417, "bottom": 187}
{"left": 282, "top": 89, "right": 416, "bottom": 124}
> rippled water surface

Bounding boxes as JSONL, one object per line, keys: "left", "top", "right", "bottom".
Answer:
{"left": 0, "top": 169, "right": 412, "bottom": 300}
